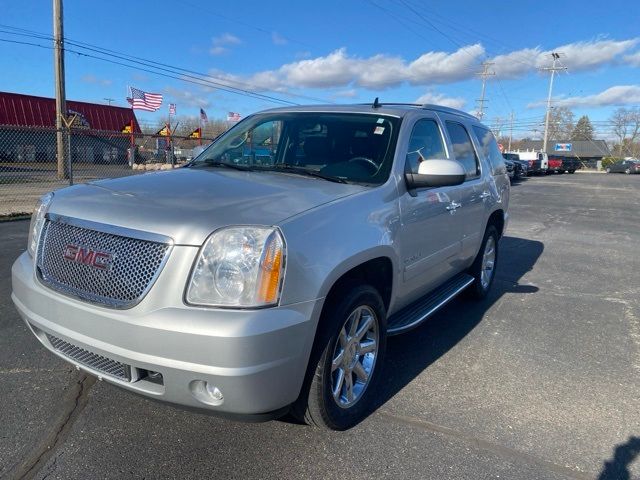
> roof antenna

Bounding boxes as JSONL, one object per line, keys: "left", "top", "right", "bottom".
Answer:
{"left": 372, "top": 97, "right": 381, "bottom": 109}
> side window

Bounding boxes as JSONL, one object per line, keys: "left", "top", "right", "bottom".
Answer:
{"left": 405, "top": 119, "right": 447, "bottom": 174}
{"left": 445, "top": 121, "right": 480, "bottom": 179}
{"left": 472, "top": 125, "right": 505, "bottom": 175}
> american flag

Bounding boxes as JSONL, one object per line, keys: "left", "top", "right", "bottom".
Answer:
{"left": 227, "top": 112, "right": 241, "bottom": 122}
{"left": 200, "top": 108, "right": 208, "bottom": 122}
{"left": 169, "top": 103, "right": 176, "bottom": 115}
{"left": 126, "top": 86, "right": 163, "bottom": 112}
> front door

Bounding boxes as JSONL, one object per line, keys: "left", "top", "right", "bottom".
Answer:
{"left": 397, "top": 116, "right": 462, "bottom": 306}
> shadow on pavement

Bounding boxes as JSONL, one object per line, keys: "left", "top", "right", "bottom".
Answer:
{"left": 371, "top": 235, "right": 544, "bottom": 414}
{"left": 598, "top": 437, "right": 640, "bottom": 480}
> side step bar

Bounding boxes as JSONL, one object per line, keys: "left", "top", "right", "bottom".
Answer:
{"left": 387, "top": 273, "right": 475, "bottom": 336}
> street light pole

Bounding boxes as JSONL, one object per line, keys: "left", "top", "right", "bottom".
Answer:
{"left": 542, "top": 52, "right": 566, "bottom": 155}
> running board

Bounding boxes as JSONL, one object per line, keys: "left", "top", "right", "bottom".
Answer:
{"left": 387, "top": 273, "right": 475, "bottom": 336}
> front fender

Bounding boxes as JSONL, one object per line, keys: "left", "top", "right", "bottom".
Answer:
{"left": 277, "top": 184, "right": 401, "bottom": 306}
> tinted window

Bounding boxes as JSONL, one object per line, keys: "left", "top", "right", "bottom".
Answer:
{"left": 405, "top": 119, "right": 447, "bottom": 174}
{"left": 446, "top": 122, "right": 480, "bottom": 178}
{"left": 473, "top": 126, "right": 506, "bottom": 175}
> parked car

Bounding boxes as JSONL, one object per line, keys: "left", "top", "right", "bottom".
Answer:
{"left": 503, "top": 153, "right": 528, "bottom": 177}
{"left": 12, "top": 102, "right": 510, "bottom": 430}
{"left": 507, "top": 150, "right": 548, "bottom": 174}
{"left": 548, "top": 156, "right": 580, "bottom": 174}
{"left": 505, "top": 159, "right": 515, "bottom": 179}
{"left": 606, "top": 159, "right": 640, "bottom": 174}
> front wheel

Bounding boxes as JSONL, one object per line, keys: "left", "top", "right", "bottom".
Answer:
{"left": 606, "top": 168, "right": 611, "bottom": 173}
{"left": 625, "top": 168, "right": 631, "bottom": 174}
{"left": 467, "top": 225, "right": 499, "bottom": 299}
{"left": 296, "top": 285, "right": 387, "bottom": 430}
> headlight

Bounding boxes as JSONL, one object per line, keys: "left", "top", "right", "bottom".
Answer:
{"left": 27, "top": 192, "right": 54, "bottom": 257}
{"left": 186, "top": 226, "right": 285, "bottom": 308}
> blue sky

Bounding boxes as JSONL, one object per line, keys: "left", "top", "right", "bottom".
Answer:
{"left": 1, "top": 0, "right": 639, "bottom": 138}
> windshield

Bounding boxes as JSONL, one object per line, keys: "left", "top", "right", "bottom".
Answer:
{"left": 191, "top": 112, "right": 401, "bottom": 185}
{"left": 503, "top": 153, "right": 520, "bottom": 160}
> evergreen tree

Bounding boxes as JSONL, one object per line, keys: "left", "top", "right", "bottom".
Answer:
{"left": 571, "top": 115, "right": 594, "bottom": 140}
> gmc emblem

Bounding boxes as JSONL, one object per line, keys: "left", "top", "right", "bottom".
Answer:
{"left": 63, "top": 244, "right": 113, "bottom": 270}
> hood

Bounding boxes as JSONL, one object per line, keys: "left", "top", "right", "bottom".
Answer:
{"left": 48, "top": 167, "right": 366, "bottom": 245}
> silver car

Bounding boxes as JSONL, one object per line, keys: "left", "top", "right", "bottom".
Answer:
{"left": 12, "top": 102, "right": 509, "bottom": 430}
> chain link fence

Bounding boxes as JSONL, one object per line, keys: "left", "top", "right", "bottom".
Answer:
{"left": 0, "top": 125, "right": 216, "bottom": 216}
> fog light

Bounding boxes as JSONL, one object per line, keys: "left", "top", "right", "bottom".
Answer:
{"left": 206, "top": 383, "right": 224, "bottom": 402}
{"left": 189, "top": 379, "right": 224, "bottom": 406}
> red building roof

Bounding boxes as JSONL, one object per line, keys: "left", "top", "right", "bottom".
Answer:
{"left": 0, "top": 91, "right": 140, "bottom": 133}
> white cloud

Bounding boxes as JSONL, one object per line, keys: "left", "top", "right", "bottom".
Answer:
{"left": 624, "top": 51, "right": 640, "bottom": 66}
{"left": 527, "top": 85, "right": 640, "bottom": 108}
{"left": 210, "top": 33, "right": 241, "bottom": 56}
{"left": 491, "top": 38, "right": 638, "bottom": 78}
{"left": 198, "top": 37, "right": 638, "bottom": 95}
{"left": 279, "top": 48, "right": 358, "bottom": 88}
{"left": 271, "top": 32, "right": 287, "bottom": 46}
{"left": 408, "top": 44, "right": 485, "bottom": 84}
{"left": 415, "top": 92, "right": 466, "bottom": 110}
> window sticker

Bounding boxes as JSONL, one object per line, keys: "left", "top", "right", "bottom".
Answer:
{"left": 377, "top": 118, "right": 385, "bottom": 124}
{"left": 374, "top": 126, "right": 385, "bottom": 135}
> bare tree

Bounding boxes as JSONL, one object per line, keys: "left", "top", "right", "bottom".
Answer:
{"left": 543, "top": 106, "right": 575, "bottom": 140}
{"left": 611, "top": 108, "right": 640, "bottom": 157}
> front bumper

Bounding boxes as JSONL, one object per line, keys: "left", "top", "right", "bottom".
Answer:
{"left": 12, "top": 250, "right": 323, "bottom": 418}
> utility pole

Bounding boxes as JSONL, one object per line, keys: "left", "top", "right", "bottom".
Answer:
{"left": 541, "top": 52, "right": 567, "bottom": 154}
{"left": 508, "top": 111, "right": 514, "bottom": 151}
{"left": 475, "top": 62, "right": 495, "bottom": 120}
{"left": 103, "top": 97, "right": 115, "bottom": 105}
{"left": 53, "top": 0, "right": 68, "bottom": 179}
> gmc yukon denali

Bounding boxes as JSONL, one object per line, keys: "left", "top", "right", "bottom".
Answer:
{"left": 12, "top": 102, "right": 510, "bottom": 430}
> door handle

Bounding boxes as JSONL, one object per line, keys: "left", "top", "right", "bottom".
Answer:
{"left": 479, "top": 191, "right": 491, "bottom": 200}
{"left": 446, "top": 202, "right": 461, "bottom": 211}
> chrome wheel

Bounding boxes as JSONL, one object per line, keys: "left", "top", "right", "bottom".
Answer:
{"left": 331, "top": 305, "right": 379, "bottom": 408}
{"left": 480, "top": 235, "right": 496, "bottom": 290}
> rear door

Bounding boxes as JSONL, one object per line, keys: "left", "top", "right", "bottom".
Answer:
{"left": 440, "top": 117, "right": 488, "bottom": 264}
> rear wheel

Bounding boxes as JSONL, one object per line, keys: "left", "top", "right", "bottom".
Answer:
{"left": 606, "top": 168, "right": 611, "bottom": 173}
{"left": 625, "top": 168, "right": 631, "bottom": 174}
{"left": 295, "top": 285, "right": 387, "bottom": 430}
{"left": 568, "top": 170, "right": 575, "bottom": 174}
{"left": 467, "top": 225, "right": 499, "bottom": 300}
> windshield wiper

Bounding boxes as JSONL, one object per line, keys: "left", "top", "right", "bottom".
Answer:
{"left": 195, "top": 160, "right": 254, "bottom": 171}
{"left": 257, "top": 164, "right": 348, "bottom": 184}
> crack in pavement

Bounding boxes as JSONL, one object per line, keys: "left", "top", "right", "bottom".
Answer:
{"left": 3, "top": 373, "right": 96, "bottom": 480}
{"left": 377, "top": 411, "right": 595, "bottom": 480}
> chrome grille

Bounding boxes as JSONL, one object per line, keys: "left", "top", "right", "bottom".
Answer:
{"left": 46, "top": 334, "right": 131, "bottom": 381}
{"left": 37, "top": 218, "right": 171, "bottom": 308}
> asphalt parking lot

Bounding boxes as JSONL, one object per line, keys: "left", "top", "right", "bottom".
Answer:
{"left": 1, "top": 172, "right": 639, "bottom": 480}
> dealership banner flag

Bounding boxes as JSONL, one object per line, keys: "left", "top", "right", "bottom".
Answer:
{"left": 156, "top": 125, "right": 171, "bottom": 136}
{"left": 200, "top": 108, "right": 208, "bottom": 122}
{"left": 227, "top": 112, "right": 241, "bottom": 122}
{"left": 121, "top": 123, "right": 133, "bottom": 134}
{"left": 189, "top": 127, "right": 202, "bottom": 139}
{"left": 169, "top": 103, "right": 176, "bottom": 115}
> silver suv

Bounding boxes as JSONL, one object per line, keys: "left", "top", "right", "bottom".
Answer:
{"left": 12, "top": 102, "right": 509, "bottom": 430}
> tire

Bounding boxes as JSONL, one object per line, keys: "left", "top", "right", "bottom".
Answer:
{"left": 295, "top": 285, "right": 387, "bottom": 430}
{"left": 568, "top": 170, "right": 575, "bottom": 174}
{"left": 625, "top": 168, "right": 631, "bottom": 174}
{"left": 606, "top": 168, "right": 611, "bottom": 174}
{"left": 467, "top": 225, "right": 499, "bottom": 300}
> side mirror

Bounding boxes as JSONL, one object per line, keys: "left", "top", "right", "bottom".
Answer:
{"left": 405, "top": 159, "right": 466, "bottom": 189}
